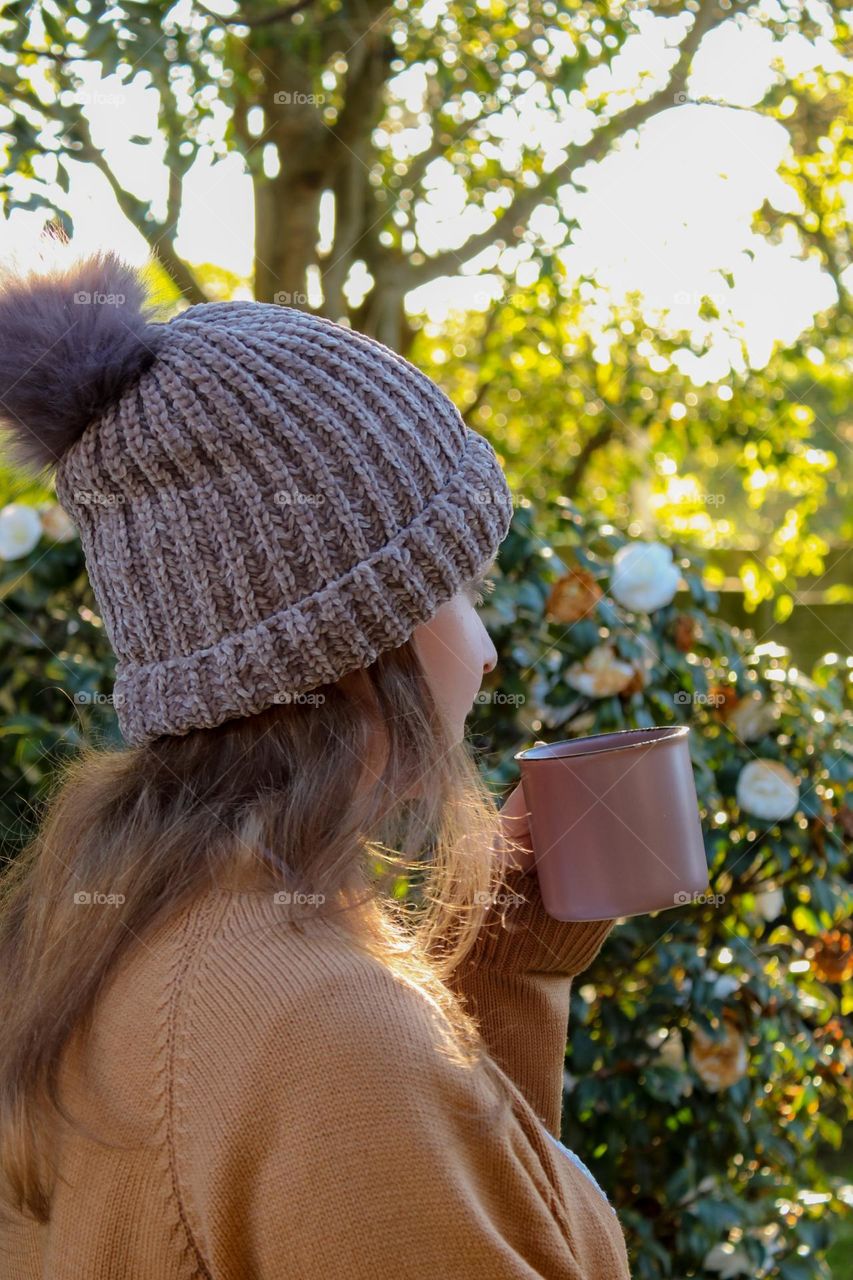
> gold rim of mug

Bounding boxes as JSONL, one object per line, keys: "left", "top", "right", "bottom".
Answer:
{"left": 514, "top": 724, "right": 690, "bottom": 763}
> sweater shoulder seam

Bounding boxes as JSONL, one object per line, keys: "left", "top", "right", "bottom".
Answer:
{"left": 158, "top": 892, "right": 225, "bottom": 1280}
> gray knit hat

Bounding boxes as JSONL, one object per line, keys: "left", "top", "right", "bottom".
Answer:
{"left": 0, "top": 251, "right": 513, "bottom": 746}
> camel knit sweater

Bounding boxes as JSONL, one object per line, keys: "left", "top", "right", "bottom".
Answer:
{"left": 0, "top": 864, "right": 632, "bottom": 1279}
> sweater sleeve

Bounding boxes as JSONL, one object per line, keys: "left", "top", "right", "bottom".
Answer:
{"left": 446, "top": 864, "right": 618, "bottom": 1136}
{"left": 172, "top": 915, "right": 631, "bottom": 1280}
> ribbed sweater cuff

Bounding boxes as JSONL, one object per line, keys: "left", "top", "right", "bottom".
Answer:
{"left": 461, "top": 864, "right": 616, "bottom": 978}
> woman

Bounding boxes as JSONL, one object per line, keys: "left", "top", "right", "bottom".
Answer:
{"left": 0, "top": 250, "right": 631, "bottom": 1278}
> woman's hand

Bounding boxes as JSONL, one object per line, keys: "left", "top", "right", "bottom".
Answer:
{"left": 496, "top": 780, "right": 537, "bottom": 876}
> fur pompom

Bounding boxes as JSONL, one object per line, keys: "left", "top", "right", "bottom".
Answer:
{"left": 0, "top": 248, "right": 164, "bottom": 477}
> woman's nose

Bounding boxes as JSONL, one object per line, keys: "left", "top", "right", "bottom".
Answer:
{"left": 483, "top": 637, "right": 498, "bottom": 675}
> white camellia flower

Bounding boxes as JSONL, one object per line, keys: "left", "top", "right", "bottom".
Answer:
{"left": 736, "top": 760, "right": 800, "bottom": 822}
{"left": 657, "top": 1030, "right": 685, "bottom": 1070}
{"left": 728, "top": 691, "right": 778, "bottom": 742}
{"left": 610, "top": 540, "right": 680, "bottom": 613}
{"left": 0, "top": 503, "right": 42, "bottom": 561}
{"left": 38, "top": 502, "right": 77, "bottom": 543}
{"left": 566, "top": 710, "right": 597, "bottom": 734}
{"left": 711, "top": 973, "right": 740, "bottom": 1000}
{"left": 565, "top": 643, "right": 636, "bottom": 697}
{"left": 754, "top": 886, "right": 785, "bottom": 921}
{"left": 703, "top": 1242, "right": 753, "bottom": 1278}
{"left": 652, "top": 1029, "right": 692, "bottom": 1096}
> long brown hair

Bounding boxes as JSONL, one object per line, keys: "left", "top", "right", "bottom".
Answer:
{"left": 0, "top": 637, "right": 519, "bottom": 1222}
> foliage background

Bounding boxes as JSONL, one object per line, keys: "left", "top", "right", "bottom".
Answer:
{"left": 0, "top": 482, "right": 850, "bottom": 1279}
{"left": 0, "top": 0, "right": 852, "bottom": 1275}
{"left": 473, "top": 500, "right": 852, "bottom": 1280}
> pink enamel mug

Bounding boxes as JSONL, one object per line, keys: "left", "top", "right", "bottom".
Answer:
{"left": 514, "top": 726, "right": 709, "bottom": 921}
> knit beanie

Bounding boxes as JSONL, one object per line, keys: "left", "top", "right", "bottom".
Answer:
{"left": 0, "top": 250, "right": 513, "bottom": 747}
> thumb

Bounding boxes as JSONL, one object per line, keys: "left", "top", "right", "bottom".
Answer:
{"left": 502, "top": 740, "right": 545, "bottom": 818}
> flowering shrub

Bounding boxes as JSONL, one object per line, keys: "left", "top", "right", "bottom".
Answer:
{"left": 471, "top": 499, "right": 852, "bottom": 1279}
{"left": 0, "top": 499, "right": 119, "bottom": 849}
{"left": 1, "top": 493, "right": 851, "bottom": 1277}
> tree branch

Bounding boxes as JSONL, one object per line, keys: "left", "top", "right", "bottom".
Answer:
{"left": 780, "top": 207, "right": 850, "bottom": 309}
{"left": 69, "top": 114, "right": 207, "bottom": 305}
{"left": 404, "top": 0, "right": 731, "bottom": 288}
{"left": 320, "top": 19, "right": 394, "bottom": 318}
{"left": 331, "top": 23, "right": 393, "bottom": 154}
{"left": 460, "top": 301, "right": 505, "bottom": 426}
{"left": 226, "top": 0, "right": 315, "bottom": 29}
{"left": 564, "top": 419, "right": 620, "bottom": 499}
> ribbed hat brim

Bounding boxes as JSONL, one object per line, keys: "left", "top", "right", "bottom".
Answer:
{"left": 113, "top": 430, "right": 513, "bottom": 745}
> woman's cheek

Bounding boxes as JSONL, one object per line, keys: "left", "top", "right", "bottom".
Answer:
{"left": 412, "top": 597, "right": 489, "bottom": 735}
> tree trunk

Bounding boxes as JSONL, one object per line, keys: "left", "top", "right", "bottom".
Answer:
{"left": 245, "top": 35, "right": 329, "bottom": 305}
{"left": 254, "top": 167, "right": 325, "bottom": 306}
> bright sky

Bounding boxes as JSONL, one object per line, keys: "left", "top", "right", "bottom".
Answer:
{"left": 0, "top": 3, "right": 847, "bottom": 377}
